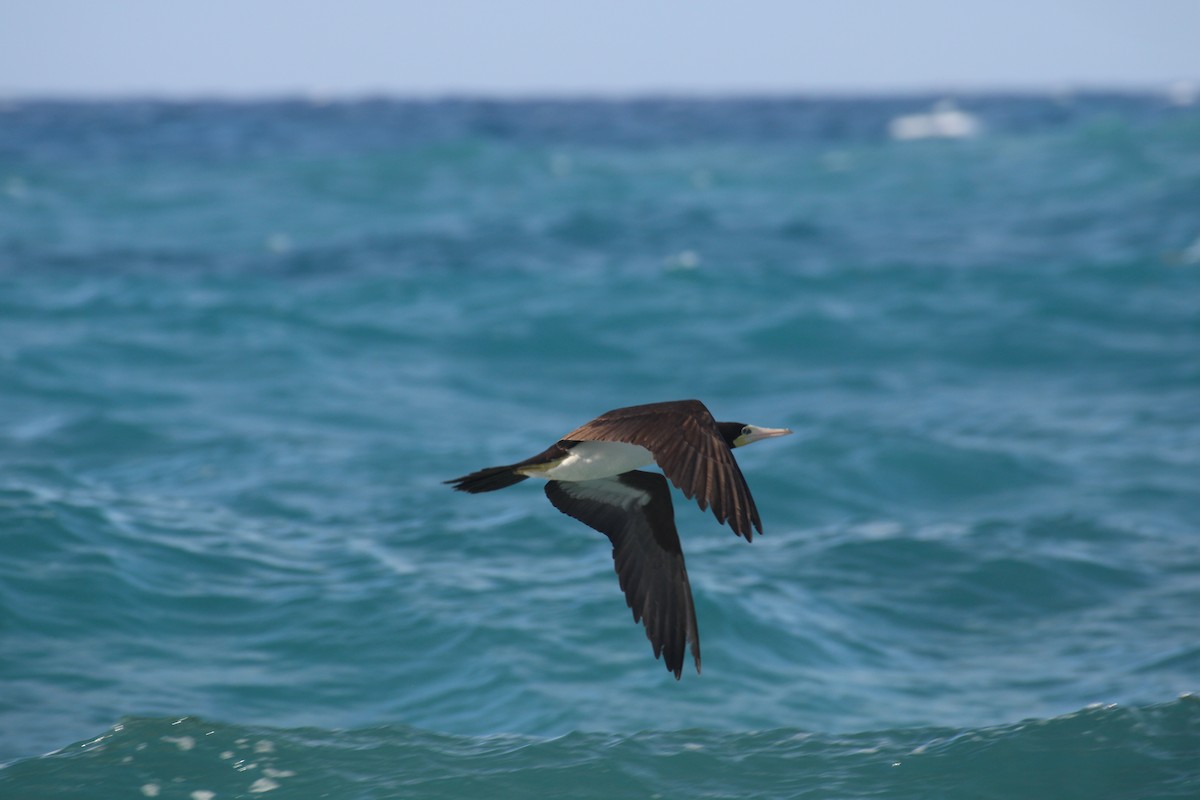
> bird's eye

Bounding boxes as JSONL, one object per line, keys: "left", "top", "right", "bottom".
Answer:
{"left": 742, "top": 426, "right": 752, "bottom": 436}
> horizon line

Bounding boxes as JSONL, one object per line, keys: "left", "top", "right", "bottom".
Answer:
{"left": 2, "top": 79, "right": 1196, "bottom": 105}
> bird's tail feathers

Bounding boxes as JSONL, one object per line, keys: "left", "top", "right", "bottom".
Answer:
{"left": 445, "top": 465, "right": 529, "bottom": 493}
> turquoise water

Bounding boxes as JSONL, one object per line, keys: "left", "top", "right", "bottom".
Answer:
{"left": 1, "top": 95, "right": 1198, "bottom": 797}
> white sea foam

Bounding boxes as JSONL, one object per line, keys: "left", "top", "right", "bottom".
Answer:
{"left": 889, "top": 100, "right": 981, "bottom": 140}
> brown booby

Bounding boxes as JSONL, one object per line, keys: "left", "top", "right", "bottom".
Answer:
{"left": 446, "top": 399, "right": 792, "bottom": 678}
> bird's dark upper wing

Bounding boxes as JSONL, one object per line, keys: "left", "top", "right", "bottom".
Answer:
{"left": 544, "top": 471, "right": 700, "bottom": 679}
{"left": 561, "top": 399, "right": 762, "bottom": 539}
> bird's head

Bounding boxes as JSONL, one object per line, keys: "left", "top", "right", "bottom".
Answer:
{"left": 717, "top": 421, "right": 793, "bottom": 449}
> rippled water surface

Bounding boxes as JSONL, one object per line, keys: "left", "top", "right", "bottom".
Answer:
{"left": 1, "top": 95, "right": 1198, "bottom": 797}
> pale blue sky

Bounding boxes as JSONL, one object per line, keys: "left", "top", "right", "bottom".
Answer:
{"left": 2, "top": 1, "right": 1196, "bottom": 97}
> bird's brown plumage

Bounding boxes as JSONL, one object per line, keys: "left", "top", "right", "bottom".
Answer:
{"left": 560, "top": 399, "right": 762, "bottom": 539}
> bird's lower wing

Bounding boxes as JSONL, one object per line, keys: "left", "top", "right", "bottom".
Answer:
{"left": 543, "top": 471, "right": 700, "bottom": 678}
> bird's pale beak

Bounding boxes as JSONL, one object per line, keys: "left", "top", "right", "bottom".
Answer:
{"left": 738, "top": 425, "right": 793, "bottom": 446}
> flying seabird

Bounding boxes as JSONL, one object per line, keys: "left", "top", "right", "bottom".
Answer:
{"left": 445, "top": 399, "right": 792, "bottom": 678}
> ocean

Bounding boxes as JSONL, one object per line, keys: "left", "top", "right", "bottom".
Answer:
{"left": 1, "top": 94, "right": 1197, "bottom": 798}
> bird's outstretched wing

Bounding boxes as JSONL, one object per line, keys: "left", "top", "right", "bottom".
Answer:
{"left": 561, "top": 399, "right": 761, "bottom": 539}
{"left": 544, "top": 471, "right": 700, "bottom": 678}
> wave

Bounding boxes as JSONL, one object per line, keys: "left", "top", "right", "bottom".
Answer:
{"left": 3, "top": 696, "right": 1196, "bottom": 799}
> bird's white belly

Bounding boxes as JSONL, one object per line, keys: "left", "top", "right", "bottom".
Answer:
{"left": 537, "top": 441, "right": 655, "bottom": 481}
